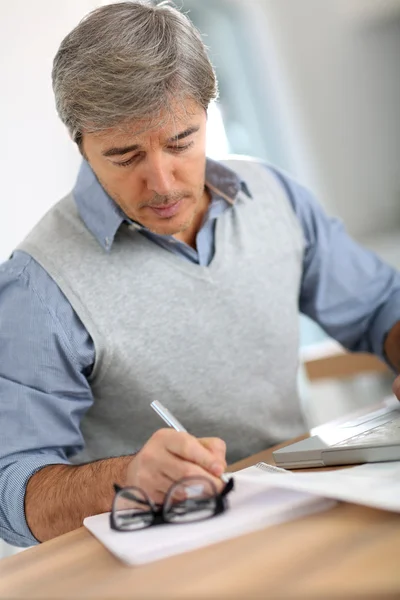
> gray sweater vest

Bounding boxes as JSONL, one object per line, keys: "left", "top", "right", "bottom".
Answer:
{"left": 19, "top": 158, "right": 306, "bottom": 464}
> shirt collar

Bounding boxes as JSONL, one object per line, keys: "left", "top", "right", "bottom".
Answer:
{"left": 205, "top": 157, "right": 251, "bottom": 205}
{"left": 73, "top": 158, "right": 251, "bottom": 252}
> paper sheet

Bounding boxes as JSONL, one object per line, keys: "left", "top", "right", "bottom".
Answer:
{"left": 236, "top": 461, "right": 400, "bottom": 513}
{"left": 84, "top": 465, "right": 334, "bottom": 565}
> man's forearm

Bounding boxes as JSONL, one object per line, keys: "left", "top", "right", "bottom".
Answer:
{"left": 384, "top": 321, "right": 400, "bottom": 372}
{"left": 25, "top": 455, "right": 132, "bottom": 542}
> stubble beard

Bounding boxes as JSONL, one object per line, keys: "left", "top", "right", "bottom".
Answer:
{"left": 99, "top": 175, "right": 206, "bottom": 237}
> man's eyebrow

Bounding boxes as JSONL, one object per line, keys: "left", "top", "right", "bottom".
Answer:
{"left": 102, "top": 144, "right": 140, "bottom": 157}
{"left": 167, "top": 126, "right": 199, "bottom": 143}
{"left": 101, "top": 126, "right": 199, "bottom": 157}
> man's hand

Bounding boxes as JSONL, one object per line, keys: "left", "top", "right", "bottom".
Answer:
{"left": 125, "top": 429, "right": 227, "bottom": 504}
{"left": 393, "top": 376, "right": 400, "bottom": 402}
{"left": 385, "top": 321, "right": 400, "bottom": 374}
{"left": 26, "top": 430, "right": 227, "bottom": 542}
{"left": 385, "top": 321, "right": 400, "bottom": 401}
{"left": 25, "top": 430, "right": 227, "bottom": 543}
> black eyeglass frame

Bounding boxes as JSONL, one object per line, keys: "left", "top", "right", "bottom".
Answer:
{"left": 110, "top": 476, "right": 235, "bottom": 532}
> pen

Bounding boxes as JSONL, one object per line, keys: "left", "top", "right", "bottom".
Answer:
{"left": 150, "top": 400, "right": 230, "bottom": 483}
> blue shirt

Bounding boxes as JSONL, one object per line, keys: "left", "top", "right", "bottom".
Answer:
{"left": 1, "top": 158, "right": 400, "bottom": 547}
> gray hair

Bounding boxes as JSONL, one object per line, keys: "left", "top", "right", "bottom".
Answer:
{"left": 52, "top": 1, "right": 218, "bottom": 144}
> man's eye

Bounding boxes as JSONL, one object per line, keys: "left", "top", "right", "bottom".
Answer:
{"left": 114, "top": 155, "right": 138, "bottom": 168}
{"left": 169, "top": 142, "right": 194, "bottom": 153}
{"left": 113, "top": 142, "right": 193, "bottom": 167}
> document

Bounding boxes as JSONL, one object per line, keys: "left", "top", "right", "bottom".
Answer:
{"left": 237, "top": 461, "right": 400, "bottom": 513}
{"left": 84, "top": 463, "right": 335, "bottom": 565}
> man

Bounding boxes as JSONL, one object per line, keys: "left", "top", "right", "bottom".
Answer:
{"left": 1, "top": 0, "right": 400, "bottom": 548}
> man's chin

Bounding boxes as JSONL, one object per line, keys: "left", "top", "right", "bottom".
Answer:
{"left": 145, "top": 217, "right": 192, "bottom": 238}
{"left": 143, "top": 206, "right": 195, "bottom": 237}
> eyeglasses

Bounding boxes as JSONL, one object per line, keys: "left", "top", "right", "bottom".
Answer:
{"left": 110, "top": 476, "right": 234, "bottom": 532}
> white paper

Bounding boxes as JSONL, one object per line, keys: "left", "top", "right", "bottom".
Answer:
{"left": 84, "top": 465, "right": 334, "bottom": 565}
{"left": 236, "top": 461, "right": 400, "bottom": 513}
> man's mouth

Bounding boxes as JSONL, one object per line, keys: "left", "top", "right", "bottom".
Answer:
{"left": 147, "top": 198, "right": 184, "bottom": 219}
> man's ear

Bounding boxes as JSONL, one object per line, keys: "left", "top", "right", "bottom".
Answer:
{"left": 73, "top": 132, "right": 87, "bottom": 159}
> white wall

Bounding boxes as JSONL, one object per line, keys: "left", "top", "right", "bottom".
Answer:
{"left": 0, "top": 0, "right": 108, "bottom": 261}
{"left": 254, "top": 0, "right": 400, "bottom": 239}
{"left": 0, "top": 0, "right": 110, "bottom": 557}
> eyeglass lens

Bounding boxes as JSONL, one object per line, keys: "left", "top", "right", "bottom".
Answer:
{"left": 113, "top": 477, "right": 220, "bottom": 530}
{"left": 164, "top": 477, "right": 217, "bottom": 523}
{"left": 113, "top": 487, "right": 154, "bottom": 531}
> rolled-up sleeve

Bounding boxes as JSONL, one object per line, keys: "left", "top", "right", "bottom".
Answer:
{"left": 0, "top": 252, "right": 94, "bottom": 546}
{"left": 270, "top": 167, "right": 400, "bottom": 361}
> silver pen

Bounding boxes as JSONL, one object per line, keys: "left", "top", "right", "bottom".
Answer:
{"left": 150, "top": 400, "right": 229, "bottom": 483}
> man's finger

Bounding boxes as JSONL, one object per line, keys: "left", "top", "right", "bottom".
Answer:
{"left": 139, "top": 471, "right": 175, "bottom": 502}
{"left": 162, "top": 430, "right": 225, "bottom": 476}
{"left": 200, "top": 438, "right": 227, "bottom": 467}
{"left": 160, "top": 457, "right": 224, "bottom": 494}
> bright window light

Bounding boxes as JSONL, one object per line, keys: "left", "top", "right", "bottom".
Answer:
{"left": 206, "top": 101, "right": 230, "bottom": 158}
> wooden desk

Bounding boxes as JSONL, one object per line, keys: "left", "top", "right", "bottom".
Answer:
{"left": 1, "top": 441, "right": 400, "bottom": 600}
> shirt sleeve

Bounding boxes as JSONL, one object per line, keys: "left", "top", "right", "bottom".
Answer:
{"left": 269, "top": 166, "right": 400, "bottom": 361}
{"left": 0, "top": 252, "right": 95, "bottom": 547}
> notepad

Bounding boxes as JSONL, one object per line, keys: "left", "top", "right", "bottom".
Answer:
{"left": 83, "top": 463, "right": 335, "bottom": 565}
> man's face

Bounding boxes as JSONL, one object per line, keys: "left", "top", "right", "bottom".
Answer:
{"left": 82, "top": 99, "right": 208, "bottom": 237}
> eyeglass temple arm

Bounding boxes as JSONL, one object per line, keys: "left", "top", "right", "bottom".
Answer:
{"left": 221, "top": 476, "right": 234, "bottom": 497}
{"left": 113, "top": 483, "right": 151, "bottom": 507}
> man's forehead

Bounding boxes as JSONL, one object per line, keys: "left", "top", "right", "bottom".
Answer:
{"left": 90, "top": 100, "right": 204, "bottom": 149}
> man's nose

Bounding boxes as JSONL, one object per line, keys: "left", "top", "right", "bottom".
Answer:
{"left": 143, "top": 156, "right": 174, "bottom": 195}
